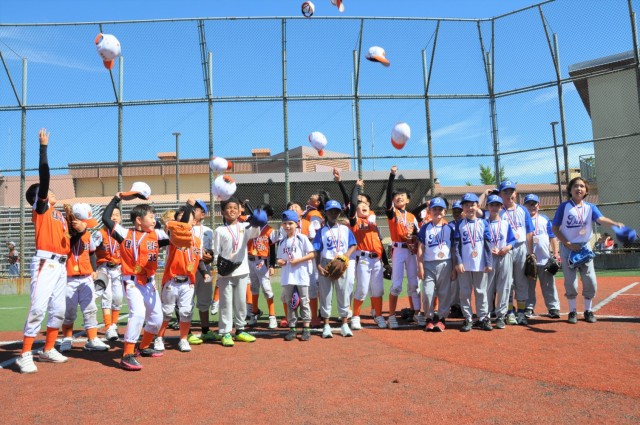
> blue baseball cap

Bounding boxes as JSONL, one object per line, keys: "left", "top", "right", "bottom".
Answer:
{"left": 612, "top": 225, "right": 638, "bottom": 245}
{"left": 194, "top": 199, "right": 209, "bottom": 214}
{"left": 487, "top": 194, "right": 503, "bottom": 205}
{"left": 498, "top": 180, "right": 516, "bottom": 192}
{"left": 452, "top": 201, "right": 462, "bottom": 210}
{"left": 429, "top": 197, "right": 446, "bottom": 209}
{"left": 461, "top": 193, "right": 479, "bottom": 204}
{"left": 324, "top": 200, "right": 342, "bottom": 211}
{"left": 523, "top": 194, "right": 539, "bottom": 204}
{"left": 282, "top": 210, "right": 299, "bottom": 223}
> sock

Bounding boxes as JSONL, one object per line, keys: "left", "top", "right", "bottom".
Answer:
{"left": 282, "top": 303, "right": 289, "bottom": 320}
{"left": 44, "top": 327, "right": 59, "bottom": 351}
{"left": 246, "top": 285, "right": 252, "bottom": 304}
{"left": 22, "top": 336, "right": 35, "bottom": 354}
{"left": 158, "top": 320, "right": 169, "bottom": 338}
{"left": 179, "top": 321, "right": 190, "bottom": 339}
{"left": 389, "top": 294, "right": 399, "bottom": 315}
{"left": 517, "top": 301, "right": 526, "bottom": 312}
{"left": 202, "top": 326, "right": 210, "bottom": 335}
{"left": 123, "top": 342, "right": 135, "bottom": 356}
{"left": 353, "top": 299, "right": 364, "bottom": 317}
{"left": 371, "top": 297, "right": 383, "bottom": 317}
{"left": 87, "top": 327, "right": 98, "bottom": 340}
{"left": 252, "top": 294, "right": 259, "bottom": 314}
{"left": 62, "top": 324, "right": 73, "bottom": 338}
{"left": 433, "top": 296, "right": 439, "bottom": 312}
{"left": 568, "top": 298, "right": 577, "bottom": 312}
{"left": 103, "top": 311, "right": 112, "bottom": 329}
{"left": 139, "top": 331, "right": 155, "bottom": 350}
{"left": 213, "top": 286, "right": 219, "bottom": 302}
{"left": 112, "top": 310, "right": 120, "bottom": 326}
{"left": 584, "top": 298, "right": 592, "bottom": 312}
{"left": 267, "top": 297, "right": 275, "bottom": 316}
{"left": 310, "top": 298, "right": 319, "bottom": 321}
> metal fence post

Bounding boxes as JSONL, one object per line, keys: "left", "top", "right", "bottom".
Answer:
{"left": 19, "top": 58, "right": 27, "bottom": 279}
{"left": 282, "top": 18, "right": 290, "bottom": 203}
{"left": 553, "top": 34, "right": 570, "bottom": 186}
{"left": 117, "top": 56, "right": 124, "bottom": 193}
{"left": 173, "top": 132, "right": 181, "bottom": 202}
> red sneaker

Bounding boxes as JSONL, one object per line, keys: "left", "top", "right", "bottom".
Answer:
{"left": 120, "top": 354, "right": 143, "bottom": 371}
{"left": 433, "top": 320, "right": 446, "bottom": 332}
{"left": 425, "top": 321, "right": 435, "bottom": 332}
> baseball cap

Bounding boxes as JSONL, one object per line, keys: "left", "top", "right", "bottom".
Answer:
{"left": 324, "top": 200, "right": 342, "bottom": 211}
{"left": 452, "top": 201, "right": 462, "bottom": 210}
{"left": 72, "top": 203, "right": 98, "bottom": 228}
{"left": 366, "top": 46, "right": 390, "bottom": 67}
{"left": 429, "top": 197, "right": 446, "bottom": 209}
{"left": 612, "top": 225, "right": 638, "bottom": 245}
{"left": 487, "top": 194, "right": 503, "bottom": 205}
{"left": 282, "top": 210, "right": 299, "bottom": 223}
{"left": 523, "top": 194, "right": 539, "bottom": 204}
{"left": 7, "top": 241, "right": 16, "bottom": 247}
{"left": 330, "top": 0, "right": 344, "bottom": 12}
{"left": 194, "top": 199, "right": 209, "bottom": 214}
{"left": 461, "top": 193, "right": 479, "bottom": 204}
{"left": 120, "top": 181, "right": 151, "bottom": 201}
{"left": 498, "top": 180, "right": 517, "bottom": 192}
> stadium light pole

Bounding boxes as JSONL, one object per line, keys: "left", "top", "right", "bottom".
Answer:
{"left": 550, "top": 121, "right": 563, "bottom": 203}
{"left": 173, "top": 132, "right": 181, "bottom": 203}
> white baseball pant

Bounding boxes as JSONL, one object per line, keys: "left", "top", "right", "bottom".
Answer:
{"left": 282, "top": 285, "right": 311, "bottom": 327}
{"left": 534, "top": 265, "right": 561, "bottom": 311}
{"left": 511, "top": 243, "right": 529, "bottom": 302}
{"left": 458, "top": 270, "right": 489, "bottom": 322}
{"left": 486, "top": 253, "right": 513, "bottom": 318}
{"left": 97, "top": 264, "right": 123, "bottom": 311}
{"left": 63, "top": 275, "right": 99, "bottom": 330}
{"left": 318, "top": 258, "right": 351, "bottom": 319}
{"left": 217, "top": 273, "right": 249, "bottom": 334}
{"left": 161, "top": 277, "right": 195, "bottom": 322}
{"left": 421, "top": 259, "right": 454, "bottom": 319}
{"left": 123, "top": 277, "right": 162, "bottom": 343}
{"left": 308, "top": 258, "right": 319, "bottom": 299}
{"left": 194, "top": 266, "right": 213, "bottom": 312}
{"left": 390, "top": 246, "right": 420, "bottom": 309}
{"left": 559, "top": 245, "right": 597, "bottom": 300}
{"left": 23, "top": 252, "right": 67, "bottom": 337}
{"left": 354, "top": 256, "right": 384, "bottom": 301}
{"left": 248, "top": 258, "right": 274, "bottom": 298}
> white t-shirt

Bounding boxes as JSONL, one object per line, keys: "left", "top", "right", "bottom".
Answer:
{"left": 212, "top": 222, "right": 260, "bottom": 277}
{"left": 277, "top": 233, "right": 314, "bottom": 286}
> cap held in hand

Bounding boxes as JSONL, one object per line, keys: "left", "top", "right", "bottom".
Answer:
{"left": 120, "top": 182, "right": 151, "bottom": 201}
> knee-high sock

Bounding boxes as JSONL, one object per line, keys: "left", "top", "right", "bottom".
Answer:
{"left": 44, "top": 327, "right": 59, "bottom": 351}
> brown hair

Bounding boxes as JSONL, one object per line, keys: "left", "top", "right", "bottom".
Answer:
{"left": 567, "top": 177, "right": 589, "bottom": 199}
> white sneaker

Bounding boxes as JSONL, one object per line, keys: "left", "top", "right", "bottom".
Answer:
{"left": 340, "top": 323, "right": 353, "bottom": 337}
{"left": 153, "top": 337, "right": 165, "bottom": 352}
{"left": 17, "top": 352, "right": 38, "bottom": 374}
{"left": 350, "top": 316, "right": 362, "bottom": 330}
{"left": 322, "top": 324, "right": 333, "bottom": 339}
{"left": 210, "top": 301, "right": 219, "bottom": 316}
{"left": 105, "top": 325, "right": 119, "bottom": 341}
{"left": 84, "top": 338, "right": 109, "bottom": 351}
{"left": 375, "top": 316, "right": 387, "bottom": 329}
{"left": 178, "top": 339, "right": 191, "bottom": 352}
{"left": 39, "top": 348, "right": 68, "bottom": 363}
{"left": 268, "top": 315, "right": 278, "bottom": 329}
{"left": 387, "top": 315, "right": 399, "bottom": 329}
{"left": 414, "top": 313, "right": 427, "bottom": 327}
{"left": 59, "top": 337, "right": 73, "bottom": 352}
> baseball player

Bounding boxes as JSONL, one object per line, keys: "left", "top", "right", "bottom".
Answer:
{"left": 313, "top": 200, "right": 357, "bottom": 338}
{"left": 189, "top": 200, "right": 215, "bottom": 344}
{"left": 448, "top": 201, "right": 464, "bottom": 319}
{"left": 92, "top": 205, "right": 123, "bottom": 341}
{"left": 102, "top": 187, "right": 170, "bottom": 371}
{"left": 302, "top": 191, "right": 328, "bottom": 327}
{"left": 59, "top": 203, "right": 109, "bottom": 353}
{"left": 277, "top": 210, "right": 316, "bottom": 341}
{"left": 385, "top": 166, "right": 421, "bottom": 329}
{"left": 454, "top": 193, "right": 494, "bottom": 332}
{"left": 523, "top": 194, "right": 561, "bottom": 319}
{"left": 416, "top": 197, "right": 456, "bottom": 332}
{"left": 6, "top": 241, "right": 20, "bottom": 277}
{"left": 17, "top": 129, "right": 71, "bottom": 374}
{"left": 484, "top": 195, "right": 516, "bottom": 329}
{"left": 552, "top": 177, "right": 625, "bottom": 324}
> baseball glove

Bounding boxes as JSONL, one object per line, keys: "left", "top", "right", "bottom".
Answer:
{"left": 544, "top": 256, "right": 560, "bottom": 275}
{"left": 406, "top": 235, "right": 419, "bottom": 255}
{"left": 383, "top": 264, "right": 392, "bottom": 280}
{"left": 216, "top": 255, "right": 242, "bottom": 277}
{"left": 325, "top": 255, "right": 349, "bottom": 280}
{"left": 63, "top": 203, "right": 77, "bottom": 236}
{"left": 524, "top": 253, "right": 538, "bottom": 280}
{"left": 166, "top": 221, "right": 193, "bottom": 249}
{"left": 568, "top": 246, "right": 596, "bottom": 269}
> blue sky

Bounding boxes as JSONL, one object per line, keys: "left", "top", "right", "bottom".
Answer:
{"left": 0, "top": 0, "right": 636, "bottom": 188}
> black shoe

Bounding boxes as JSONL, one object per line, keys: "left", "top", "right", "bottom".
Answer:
{"left": 433, "top": 312, "right": 440, "bottom": 323}
{"left": 568, "top": 311, "right": 578, "bottom": 324}
{"left": 137, "top": 347, "right": 164, "bottom": 358}
{"left": 584, "top": 310, "right": 597, "bottom": 323}
{"left": 460, "top": 320, "right": 473, "bottom": 332}
{"left": 548, "top": 309, "right": 561, "bottom": 319}
{"left": 481, "top": 318, "right": 493, "bottom": 331}
{"left": 120, "top": 354, "right": 142, "bottom": 371}
{"left": 168, "top": 320, "right": 180, "bottom": 331}
{"left": 472, "top": 320, "right": 482, "bottom": 329}
{"left": 495, "top": 317, "right": 506, "bottom": 329}
{"left": 301, "top": 328, "right": 311, "bottom": 341}
{"left": 524, "top": 308, "right": 534, "bottom": 318}
{"left": 284, "top": 328, "right": 297, "bottom": 341}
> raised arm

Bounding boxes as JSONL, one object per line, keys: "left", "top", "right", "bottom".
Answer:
{"left": 35, "top": 129, "right": 51, "bottom": 214}
{"left": 385, "top": 166, "right": 397, "bottom": 219}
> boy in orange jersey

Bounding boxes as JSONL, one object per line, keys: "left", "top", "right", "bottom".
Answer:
{"left": 17, "top": 129, "right": 74, "bottom": 374}
{"left": 102, "top": 183, "right": 170, "bottom": 371}
{"left": 385, "top": 166, "right": 421, "bottom": 329}
{"left": 348, "top": 180, "right": 387, "bottom": 330}
{"left": 155, "top": 205, "right": 210, "bottom": 353}
{"left": 92, "top": 205, "right": 123, "bottom": 341}
{"left": 59, "top": 203, "right": 110, "bottom": 352}
{"left": 247, "top": 204, "right": 280, "bottom": 329}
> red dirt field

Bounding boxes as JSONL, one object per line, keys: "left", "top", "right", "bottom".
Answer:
{"left": 1, "top": 276, "right": 638, "bottom": 424}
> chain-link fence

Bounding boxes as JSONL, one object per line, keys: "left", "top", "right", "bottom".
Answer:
{"left": 2, "top": 0, "right": 640, "bottom": 276}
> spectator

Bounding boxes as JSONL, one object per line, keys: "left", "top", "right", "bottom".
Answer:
{"left": 6, "top": 241, "right": 20, "bottom": 277}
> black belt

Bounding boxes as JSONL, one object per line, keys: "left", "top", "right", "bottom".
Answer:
{"left": 106, "top": 262, "right": 120, "bottom": 268}
{"left": 173, "top": 276, "right": 189, "bottom": 283}
{"left": 358, "top": 252, "right": 379, "bottom": 259}
{"left": 248, "top": 256, "right": 266, "bottom": 261}
{"left": 36, "top": 251, "right": 67, "bottom": 264}
{"left": 124, "top": 275, "right": 153, "bottom": 284}
{"left": 393, "top": 242, "right": 408, "bottom": 248}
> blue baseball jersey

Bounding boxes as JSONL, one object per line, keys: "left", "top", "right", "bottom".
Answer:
{"left": 532, "top": 213, "right": 555, "bottom": 265}
{"left": 454, "top": 218, "right": 493, "bottom": 272}
{"left": 499, "top": 204, "right": 534, "bottom": 245}
{"left": 417, "top": 221, "right": 455, "bottom": 261}
{"left": 486, "top": 216, "right": 517, "bottom": 250}
{"left": 312, "top": 223, "right": 357, "bottom": 260}
{"left": 552, "top": 200, "right": 602, "bottom": 244}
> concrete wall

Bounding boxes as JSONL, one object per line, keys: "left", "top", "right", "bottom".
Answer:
{"left": 594, "top": 251, "right": 640, "bottom": 269}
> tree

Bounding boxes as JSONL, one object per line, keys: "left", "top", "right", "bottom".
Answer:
{"left": 479, "top": 164, "right": 507, "bottom": 185}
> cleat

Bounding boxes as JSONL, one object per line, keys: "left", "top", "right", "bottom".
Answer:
{"left": 387, "top": 315, "right": 399, "bottom": 330}
{"left": 568, "top": 311, "right": 578, "bottom": 324}
{"left": 106, "top": 325, "right": 119, "bottom": 341}
{"left": 301, "top": 328, "right": 311, "bottom": 341}
{"left": 85, "top": 338, "right": 110, "bottom": 351}
{"left": 524, "top": 308, "right": 534, "bottom": 318}
{"left": 433, "top": 320, "right": 446, "bottom": 332}
{"left": 548, "top": 309, "right": 561, "bottom": 319}
{"left": 584, "top": 310, "right": 597, "bottom": 323}
{"left": 322, "top": 324, "right": 333, "bottom": 339}
{"left": 516, "top": 312, "right": 528, "bottom": 326}
{"left": 284, "top": 328, "right": 297, "bottom": 341}
{"left": 506, "top": 312, "right": 517, "bottom": 326}
{"left": 340, "top": 323, "right": 353, "bottom": 337}
{"left": 137, "top": 347, "right": 164, "bottom": 358}
{"left": 178, "top": 339, "right": 192, "bottom": 352}
{"left": 472, "top": 320, "right": 483, "bottom": 329}
{"left": 495, "top": 317, "right": 506, "bottom": 329}
{"left": 268, "top": 315, "right": 278, "bottom": 329}
{"left": 17, "top": 352, "right": 38, "bottom": 374}
{"left": 39, "top": 348, "right": 68, "bottom": 363}
{"left": 200, "top": 330, "right": 216, "bottom": 342}
{"left": 221, "top": 333, "right": 235, "bottom": 347}
{"left": 424, "top": 320, "right": 435, "bottom": 332}
{"left": 374, "top": 316, "right": 387, "bottom": 329}
{"left": 210, "top": 301, "right": 219, "bottom": 316}
{"left": 234, "top": 331, "right": 256, "bottom": 343}
{"left": 59, "top": 337, "right": 73, "bottom": 353}
{"left": 120, "top": 354, "right": 142, "bottom": 371}
{"left": 350, "top": 316, "right": 362, "bottom": 330}
{"left": 480, "top": 318, "right": 493, "bottom": 331}
{"left": 414, "top": 313, "right": 427, "bottom": 327}
{"left": 460, "top": 320, "right": 473, "bottom": 332}
{"left": 187, "top": 333, "right": 204, "bottom": 345}
{"left": 153, "top": 337, "right": 165, "bottom": 352}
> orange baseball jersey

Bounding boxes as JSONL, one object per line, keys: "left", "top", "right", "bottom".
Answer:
{"left": 119, "top": 228, "right": 161, "bottom": 284}
{"left": 351, "top": 217, "right": 383, "bottom": 257}
{"left": 388, "top": 208, "right": 418, "bottom": 242}
{"left": 162, "top": 236, "right": 202, "bottom": 285}
{"left": 238, "top": 215, "right": 248, "bottom": 223}
{"left": 66, "top": 231, "right": 94, "bottom": 276}
{"left": 247, "top": 225, "right": 274, "bottom": 257}
{"left": 306, "top": 209, "right": 323, "bottom": 222}
{"left": 32, "top": 205, "right": 70, "bottom": 255}
{"left": 298, "top": 218, "right": 311, "bottom": 237}
{"left": 94, "top": 228, "right": 121, "bottom": 265}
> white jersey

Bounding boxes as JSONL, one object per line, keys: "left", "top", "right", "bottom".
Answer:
{"left": 212, "top": 222, "right": 260, "bottom": 277}
{"left": 552, "top": 200, "right": 602, "bottom": 244}
{"left": 277, "top": 234, "right": 314, "bottom": 286}
{"left": 192, "top": 222, "right": 214, "bottom": 251}
{"left": 417, "top": 222, "right": 454, "bottom": 261}
{"left": 312, "top": 223, "right": 357, "bottom": 260}
{"left": 531, "top": 214, "right": 555, "bottom": 265}
{"left": 486, "top": 216, "right": 516, "bottom": 250}
{"left": 499, "top": 204, "right": 534, "bottom": 246}
{"left": 454, "top": 218, "right": 492, "bottom": 272}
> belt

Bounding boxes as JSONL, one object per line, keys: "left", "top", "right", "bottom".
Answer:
{"left": 36, "top": 250, "right": 67, "bottom": 264}
{"left": 248, "top": 256, "right": 267, "bottom": 261}
{"left": 392, "top": 242, "right": 408, "bottom": 249}
{"left": 173, "top": 276, "right": 189, "bottom": 283}
{"left": 106, "top": 262, "right": 121, "bottom": 268}
{"left": 357, "top": 251, "right": 379, "bottom": 259}
{"left": 124, "top": 275, "right": 153, "bottom": 284}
